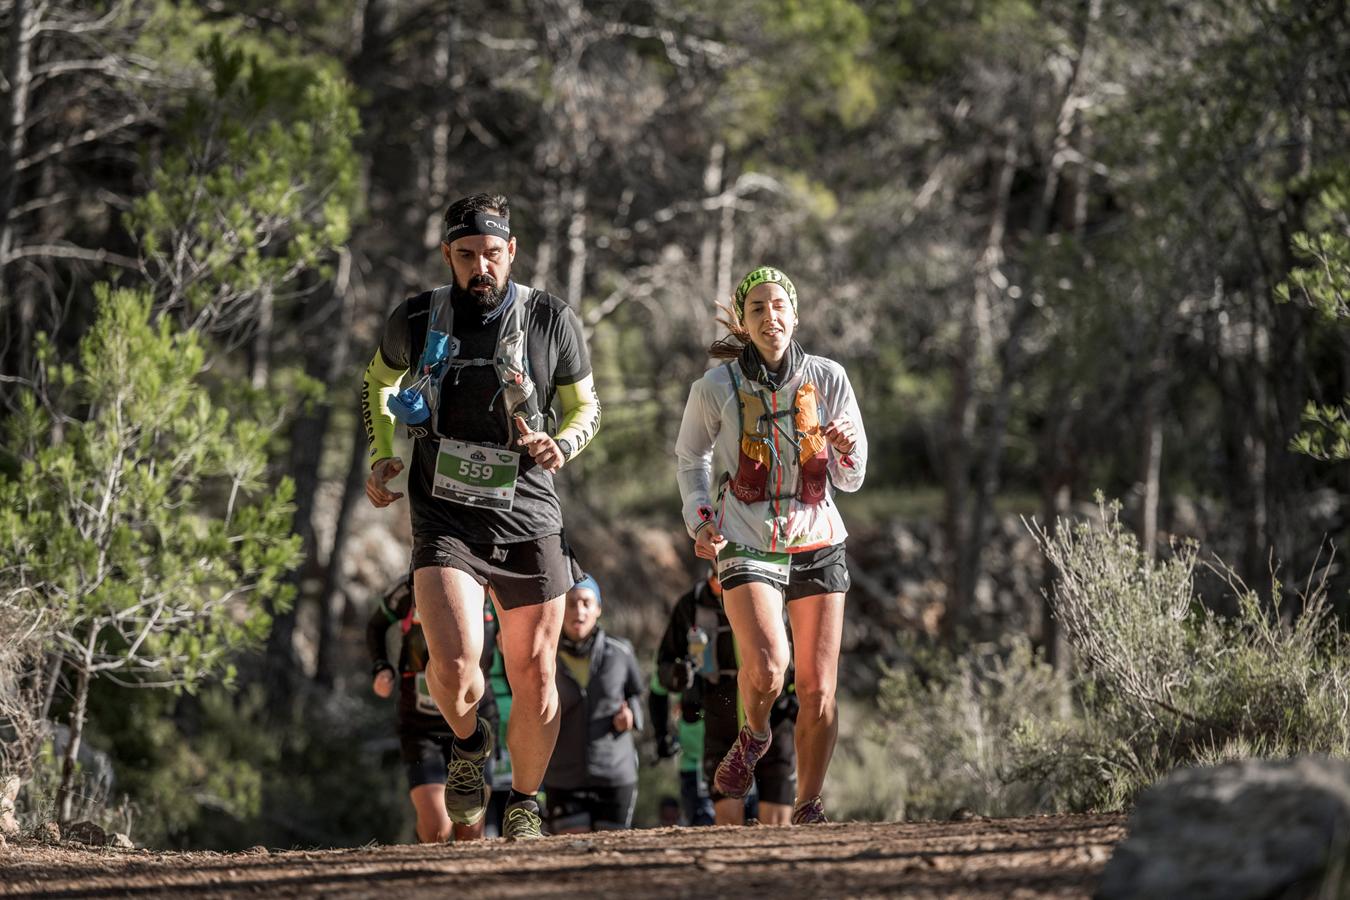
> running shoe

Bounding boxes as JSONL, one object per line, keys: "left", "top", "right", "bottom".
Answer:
{"left": 503, "top": 798, "right": 545, "bottom": 841}
{"left": 444, "top": 717, "right": 494, "bottom": 826}
{"left": 792, "top": 796, "right": 829, "bottom": 825}
{"left": 713, "top": 725, "right": 772, "bottom": 799}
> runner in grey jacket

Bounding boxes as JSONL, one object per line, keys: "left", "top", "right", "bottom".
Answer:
{"left": 673, "top": 266, "right": 867, "bottom": 825}
{"left": 543, "top": 575, "right": 644, "bottom": 832}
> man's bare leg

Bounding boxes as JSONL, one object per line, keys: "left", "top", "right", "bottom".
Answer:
{"left": 714, "top": 797, "right": 744, "bottom": 826}
{"left": 409, "top": 784, "right": 453, "bottom": 842}
{"left": 413, "top": 566, "right": 487, "bottom": 739}
{"left": 495, "top": 593, "right": 566, "bottom": 793}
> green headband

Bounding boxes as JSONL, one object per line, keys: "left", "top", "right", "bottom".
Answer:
{"left": 733, "top": 266, "right": 797, "bottom": 321}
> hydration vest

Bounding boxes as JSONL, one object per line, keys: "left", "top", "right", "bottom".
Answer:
{"left": 725, "top": 362, "right": 829, "bottom": 506}
{"left": 400, "top": 604, "right": 429, "bottom": 674}
{"left": 387, "top": 282, "right": 546, "bottom": 441}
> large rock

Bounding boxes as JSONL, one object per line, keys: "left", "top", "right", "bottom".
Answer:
{"left": 65, "top": 820, "right": 108, "bottom": 846}
{"left": 0, "top": 775, "right": 19, "bottom": 835}
{"left": 1097, "top": 756, "right": 1350, "bottom": 900}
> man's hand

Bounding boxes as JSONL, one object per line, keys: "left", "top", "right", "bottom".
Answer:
{"left": 514, "top": 415, "right": 564, "bottom": 473}
{"left": 366, "top": 457, "right": 405, "bottom": 507}
{"left": 372, "top": 668, "right": 395, "bottom": 698}
{"left": 673, "top": 657, "right": 698, "bottom": 692}
{"left": 822, "top": 417, "right": 857, "bottom": 455}
{"left": 612, "top": 701, "right": 635, "bottom": 734}
{"left": 655, "top": 731, "right": 680, "bottom": 760}
{"left": 693, "top": 521, "right": 727, "bottom": 561}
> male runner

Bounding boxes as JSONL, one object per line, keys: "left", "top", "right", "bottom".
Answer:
{"left": 362, "top": 193, "right": 601, "bottom": 840}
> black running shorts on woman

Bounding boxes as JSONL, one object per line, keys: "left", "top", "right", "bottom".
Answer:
{"left": 718, "top": 542, "right": 851, "bottom": 600}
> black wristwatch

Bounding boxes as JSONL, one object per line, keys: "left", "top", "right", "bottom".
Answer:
{"left": 372, "top": 661, "right": 395, "bottom": 678}
{"left": 555, "top": 436, "right": 574, "bottom": 461}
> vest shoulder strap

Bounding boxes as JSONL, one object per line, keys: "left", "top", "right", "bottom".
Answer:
{"left": 724, "top": 362, "right": 744, "bottom": 436}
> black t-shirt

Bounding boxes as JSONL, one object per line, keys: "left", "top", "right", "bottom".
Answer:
{"left": 377, "top": 282, "right": 590, "bottom": 543}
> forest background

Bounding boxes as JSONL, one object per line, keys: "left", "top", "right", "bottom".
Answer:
{"left": 1, "top": 0, "right": 1347, "bottom": 849}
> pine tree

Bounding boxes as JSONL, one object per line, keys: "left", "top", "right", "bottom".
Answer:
{"left": 0, "top": 285, "right": 300, "bottom": 822}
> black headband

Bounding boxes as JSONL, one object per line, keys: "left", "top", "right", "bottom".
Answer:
{"left": 444, "top": 211, "right": 511, "bottom": 243}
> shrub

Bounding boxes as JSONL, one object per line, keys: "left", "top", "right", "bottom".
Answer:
{"left": 1020, "top": 501, "right": 1350, "bottom": 807}
{"left": 830, "top": 636, "right": 1074, "bottom": 821}
{"left": 842, "top": 499, "right": 1350, "bottom": 819}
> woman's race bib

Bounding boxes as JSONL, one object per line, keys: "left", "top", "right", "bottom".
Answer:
{"left": 717, "top": 543, "right": 791, "bottom": 585}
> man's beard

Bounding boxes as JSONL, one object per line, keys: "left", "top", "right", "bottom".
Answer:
{"left": 464, "top": 270, "right": 510, "bottom": 311}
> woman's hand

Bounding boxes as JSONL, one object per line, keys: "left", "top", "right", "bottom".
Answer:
{"left": 694, "top": 521, "right": 727, "bottom": 560}
{"left": 372, "top": 668, "right": 395, "bottom": 698}
{"left": 822, "top": 417, "right": 857, "bottom": 455}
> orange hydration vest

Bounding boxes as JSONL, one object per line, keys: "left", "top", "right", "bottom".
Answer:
{"left": 725, "top": 362, "right": 829, "bottom": 506}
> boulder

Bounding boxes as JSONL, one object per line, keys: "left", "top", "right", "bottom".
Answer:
{"left": 0, "top": 775, "right": 19, "bottom": 835}
{"left": 1097, "top": 756, "right": 1350, "bottom": 900}
{"left": 65, "top": 820, "right": 108, "bottom": 846}
{"left": 110, "top": 832, "right": 134, "bottom": 849}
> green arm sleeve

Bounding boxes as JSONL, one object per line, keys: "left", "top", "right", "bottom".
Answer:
{"left": 361, "top": 349, "right": 408, "bottom": 466}
{"left": 554, "top": 374, "right": 601, "bottom": 461}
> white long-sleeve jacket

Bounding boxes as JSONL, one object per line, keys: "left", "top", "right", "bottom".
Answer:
{"left": 674, "top": 354, "right": 867, "bottom": 553}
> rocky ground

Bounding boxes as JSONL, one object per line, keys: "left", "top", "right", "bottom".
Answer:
{"left": 0, "top": 814, "right": 1125, "bottom": 899}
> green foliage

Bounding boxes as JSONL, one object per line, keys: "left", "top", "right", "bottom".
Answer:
{"left": 80, "top": 684, "right": 407, "bottom": 849}
{"left": 1279, "top": 176, "right": 1350, "bottom": 460}
{"left": 127, "top": 29, "right": 359, "bottom": 323}
{"left": 680, "top": 0, "right": 879, "bottom": 145}
{"left": 0, "top": 284, "right": 300, "bottom": 691}
{"left": 829, "top": 636, "right": 1072, "bottom": 821}
{"left": 1291, "top": 403, "right": 1350, "bottom": 462}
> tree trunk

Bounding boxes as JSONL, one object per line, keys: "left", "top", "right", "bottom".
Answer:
{"left": 564, "top": 184, "right": 587, "bottom": 310}
{"left": 699, "top": 141, "right": 725, "bottom": 301}
{"left": 422, "top": 10, "right": 455, "bottom": 250}
{"left": 37, "top": 652, "right": 62, "bottom": 723}
{"left": 56, "top": 634, "right": 95, "bottom": 825}
{"left": 945, "top": 127, "right": 1016, "bottom": 638}
{"left": 715, "top": 193, "right": 736, "bottom": 307}
{"left": 1138, "top": 374, "right": 1164, "bottom": 559}
{"left": 942, "top": 319, "right": 976, "bottom": 636}
{"left": 534, "top": 189, "right": 561, "bottom": 292}
{"left": 266, "top": 281, "right": 354, "bottom": 706}
{"left": 1037, "top": 384, "right": 1075, "bottom": 670}
{"left": 1039, "top": 482, "right": 1071, "bottom": 671}
{"left": 0, "top": 0, "right": 36, "bottom": 268}
{"left": 315, "top": 419, "right": 369, "bottom": 687}
{"left": 250, "top": 285, "right": 273, "bottom": 389}
{"left": 0, "top": 0, "right": 39, "bottom": 383}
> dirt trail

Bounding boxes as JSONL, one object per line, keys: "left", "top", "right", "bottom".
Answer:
{"left": 0, "top": 814, "right": 1125, "bottom": 899}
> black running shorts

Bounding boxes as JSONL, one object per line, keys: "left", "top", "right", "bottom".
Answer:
{"left": 411, "top": 532, "right": 578, "bottom": 609}
{"left": 718, "top": 541, "right": 850, "bottom": 601}
{"left": 399, "top": 730, "right": 455, "bottom": 789}
{"left": 544, "top": 784, "right": 637, "bottom": 831}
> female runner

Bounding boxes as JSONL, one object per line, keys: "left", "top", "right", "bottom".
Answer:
{"left": 675, "top": 266, "right": 867, "bottom": 824}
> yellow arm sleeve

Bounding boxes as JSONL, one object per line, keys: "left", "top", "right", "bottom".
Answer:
{"left": 555, "top": 374, "right": 601, "bottom": 461}
{"left": 361, "top": 349, "right": 408, "bottom": 466}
